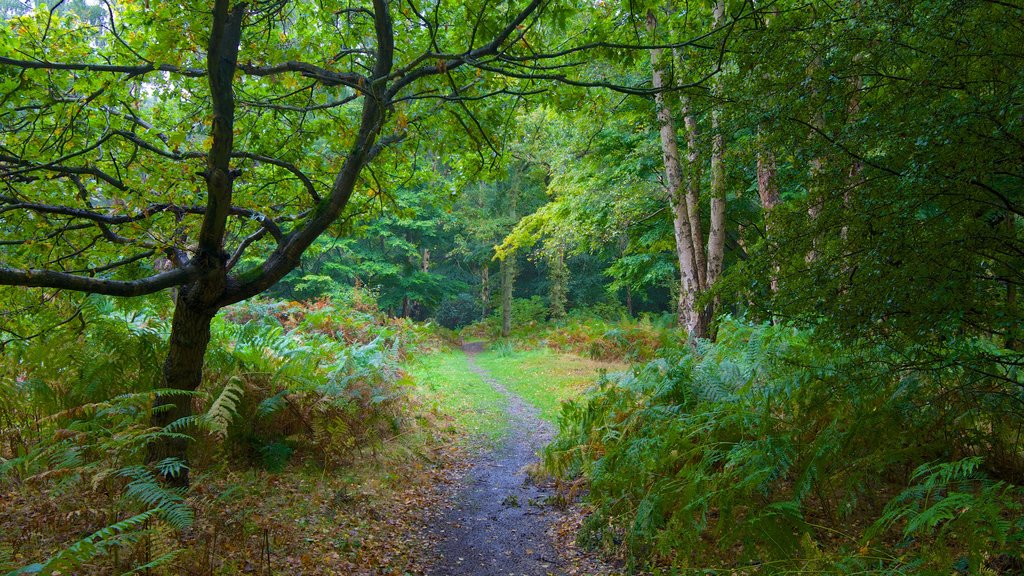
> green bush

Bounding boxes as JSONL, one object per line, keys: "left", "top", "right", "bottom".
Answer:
{"left": 546, "top": 318, "right": 1024, "bottom": 573}
{"left": 435, "top": 293, "right": 481, "bottom": 329}
{"left": 0, "top": 294, "right": 420, "bottom": 574}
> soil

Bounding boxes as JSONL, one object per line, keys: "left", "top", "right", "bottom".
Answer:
{"left": 426, "top": 342, "right": 603, "bottom": 576}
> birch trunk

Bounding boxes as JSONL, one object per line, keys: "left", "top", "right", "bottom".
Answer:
{"left": 757, "top": 148, "right": 780, "bottom": 293}
{"left": 673, "top": 48, "right": 707, "bottom": 290}
{"left": 481, "top": 264, "right": 490, "bottom": 321}
{"left": 647, "top": 9, "right": 702, "bottom": 341}
{"left": 705, "top": 0, "right": 727, "bottom": 291}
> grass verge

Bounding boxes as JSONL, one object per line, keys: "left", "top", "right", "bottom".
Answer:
{"left": 474, "top": 348, "right": 626, "bottom": 423}
{"left": 404, "top": 350, "right": 509, "bottom": 444}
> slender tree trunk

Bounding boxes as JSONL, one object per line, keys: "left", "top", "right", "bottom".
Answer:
{"left": 618, "top": 234, "right": 634, "bottom": 317}
{"left": 548, "top": 243, "right": 568, "bottom": 320}
{"left": 676, "top": 85, "right": 707, "bottom": 289}
{"left": 684, "top": 0, "right": 728, "bottom": 341}
{"left": 146, "top": 0, "right": 242, "bottom": 486}
{"left": 480, "top": 264, "right": 490, "bottom": 321}
{"left": 675, "top": 45, "right": 705, "bottom": 289}
{"left": 757, "top": 148, "right": 780, "bottom": 293}
{"left": 756, "top": 150, "right": 780, "bottom": 213}
{"left": 500, "top": 256, "right": 515, "bottom": 338}
{"left": 806, "top": 51, "right": 826, "bottom": 263}
{"left": 647, "top": 9, "right": 702, "bottom": 341}
{"left": 705, "top": 0, "right": 727, "bottom": 292}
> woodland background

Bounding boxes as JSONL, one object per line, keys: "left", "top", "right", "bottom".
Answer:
{"left": 1, "top": 0, "right": 1022, "bottom": 573}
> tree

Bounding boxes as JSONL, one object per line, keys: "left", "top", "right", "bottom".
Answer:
{"left": 646, "top": 0, "right": 731, "bottom": 342}
{"left": 5, "top": 0, "right": 682, "bottom": 484}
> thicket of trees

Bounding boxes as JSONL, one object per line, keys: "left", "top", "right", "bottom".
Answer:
{"left": 0, "top": 0, "right": 672, "bottom": 484}
{"left": 2, "top": 0, "right": 1022, "bottom": 572}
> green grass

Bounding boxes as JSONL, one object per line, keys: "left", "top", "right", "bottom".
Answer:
{"left": 474, "top": 348, "right": 626, "bottom": 423}
{"left": 404, "top": 350, "right": 509, "bottom": 443}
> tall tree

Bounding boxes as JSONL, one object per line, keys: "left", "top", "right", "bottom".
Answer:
{"left": 646, "top": 1, "right": 732, "bottom": 342}
{"left": 2, "top": 0, "right": 680, "bottom": 484}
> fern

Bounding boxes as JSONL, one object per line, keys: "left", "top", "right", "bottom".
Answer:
{"left": 9, "top": 509, "right": 162, "bottom": 576}
{"left": 200, "top": 377, "right": 245, "bottom": 439}
{"left": 117, "top": 465, "right": 194, "bottom": 530}
{"left": 546, "top": 318, "right": 1024, "bottom": 572}
{"left": 256, "top": 389, "right": 288, "bottom": 417}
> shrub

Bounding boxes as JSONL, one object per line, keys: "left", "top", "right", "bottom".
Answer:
{"left": 546, "top": 318, "right": 1024, "bottom": 573}
{"left": 434, "top": 293, "right": 481, "bottom": 329}
{"left": 1, "top": 294, "right": 423, "bottom": 573}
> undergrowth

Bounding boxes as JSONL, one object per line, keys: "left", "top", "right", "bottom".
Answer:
{"left": 461, "top": 301, "right": 677, "bottom": 363}
{"left": 0, "top": 293, "right": 451, "bottom": 574}
{"left": 546, "top": 318, "right": 1024, "bottom": 574}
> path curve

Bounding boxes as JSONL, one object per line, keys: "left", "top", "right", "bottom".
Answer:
{"left": 426, "top": 342, "right": 563, "bottom": 576}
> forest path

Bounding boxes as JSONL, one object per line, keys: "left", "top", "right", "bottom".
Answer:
{"left": 426, "top": 342, "right": 564, "bottom": 576}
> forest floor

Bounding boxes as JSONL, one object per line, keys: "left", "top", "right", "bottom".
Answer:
{"left": 1, "top": 341, "right": 625, "bottom": 575}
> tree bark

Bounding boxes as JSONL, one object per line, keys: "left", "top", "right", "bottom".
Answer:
{"left": 147, "top": 289, "right": 217, "bottom": 486}
{"left": 705, "top": 0, "right": 727, "bottom": 292}
{"left": 757, "top": 147, "right": 780, "bottom": 293}
{"left": 481, "top": 264, "right": 490, "bottom": 321}
{"left": 647, "top": 9, "right": 702, "bottom": 342}
{"left": 145, "top": 0, "right": 243, "bottom": 486}
{"left": 676, "top": 50, "right": 706, "bottom": 290}
{"left": 548, "top": 242, "right": 568, "bottom": 320}
{"left": 500, "top": 256, "right": 515, "bottom": 338}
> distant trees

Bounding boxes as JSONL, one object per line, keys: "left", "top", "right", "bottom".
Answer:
{"left": 505, "top": 0, "right": 1021, "bottom": 355}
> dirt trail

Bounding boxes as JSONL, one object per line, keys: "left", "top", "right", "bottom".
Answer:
{"left": 426, "top": 342, "right": 564, "bottom": 576}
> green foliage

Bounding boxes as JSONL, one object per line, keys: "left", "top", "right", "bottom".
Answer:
{"left": 1, "top": 294, "right": 429, "bottom": 572}
{"left": 870, "top": 458, "right": 1024, "bottom": 572}
{"left": 434, "top": 293, "right": 481, "bottom": 330}
{"left": 201, "top": 378, "right": 245, "bottom": 440}
{"left": 490, "top": 339, "right": 516, "bottom": 358}
{"left": 547, "top": 319, "right": 1024, "bottom": 573}
{"left": 496, "top": 296, "right": 548, "bottom": 327}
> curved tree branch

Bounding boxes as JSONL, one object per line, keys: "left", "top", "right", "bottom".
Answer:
{"left": 0, "top": 264, "right": 200, "bottom": 296}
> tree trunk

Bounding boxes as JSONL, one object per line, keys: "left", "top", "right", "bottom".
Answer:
{"left": 647, "top": 9, "right": 702, "bottom": 342}
{"left": 147, "top": 0, "right": 241, "bottom": 487}
{"left": 705, "top": 0, "right": 727, "bottom": 293}
{"left": 480, "top": 264, "right": 490, "bottom": 321}
{"left": 147, "top": 285, "right": 219, "bottom": 487}
{"left": 675, "top": 51, "right": 706, "bottom": 290}
{"left": 757, "top": 148, "right": 780, "bottom": 293}
{"left": 548, "top": 243, "right": 568, "bottom": 320}
{"left": 806, "top": 53, "right": 826, "bottom": 263}
{"left": 500, "top": 256, "right": 515, "bottom": 338}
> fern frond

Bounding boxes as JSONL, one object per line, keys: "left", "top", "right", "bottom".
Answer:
{"left": 20, "top": 509, "right": 161, "bottom": 575}
{"left": 201, "top": 378, "right": 245, "bottom": 439}
{"left": 117, "top": 465, "right": 194, "bottom": 530}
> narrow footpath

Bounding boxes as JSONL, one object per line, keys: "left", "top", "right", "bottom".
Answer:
{"left": 426, "top": 342, "right": 564, "bottom": 576}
